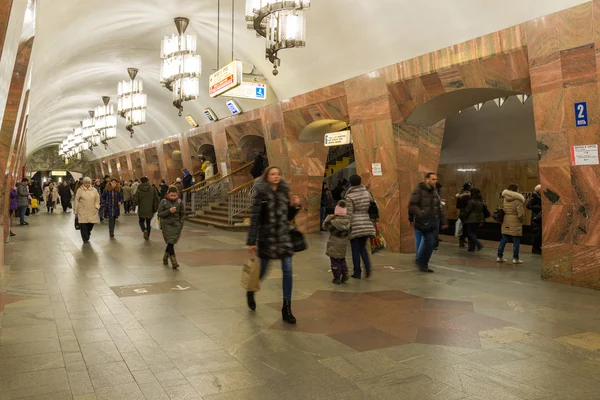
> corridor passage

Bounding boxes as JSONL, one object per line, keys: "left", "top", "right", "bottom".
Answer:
{"left": 1, "top": 212, "right": 600, "bottom": 400}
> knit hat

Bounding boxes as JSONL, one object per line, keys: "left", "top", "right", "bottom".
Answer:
{"left": 334, "top": 200, "right": 347, "bottom": 216}
{"left": 534, "top": 184, "right": 541, "bottom": 193}
{"left": 176, "top": 178, "right": 182, "bottom": 182}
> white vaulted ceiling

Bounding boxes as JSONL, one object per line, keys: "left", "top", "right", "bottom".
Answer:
{"left": 26, "top": 0, "right": 588, "bottom": 159}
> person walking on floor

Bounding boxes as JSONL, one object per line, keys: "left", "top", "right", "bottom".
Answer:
{"left": 158, "top": 186, "right": 185, "bottom": 269}
{"left": 463, "top": 188, "right": 485, "bottom": 252}
{"left": 497, "top": 184, "right": 526, "bottom": 264}
{"left": 101, "top": 179, "right": 123, "bottom": 238}
{"left": 58, "top": 180, "right": 72, "bottom": 213}
{"left": 30, "top": 180, "right": 42, "bottom": 214}
{"left": 133, "top": 176, "right": 159, "bottom": 240}
{"left": 122, "top": 181, "right": 133, "bottom": 214}
{"left": 159, "top": 180, "right": 169, "bottom": 199}
{"left": 73, "top": 177, "right": 100, "bottom": 244}
{"left": 455, "top": 181, "right": 472, "bottom": 248}
{"left": 9, "top": 184, "right": 18, "bottom": 236}
{"left": 246, "top": 166, "right": 302, "bottom": 324}
{"left": 527, "top": 184, "right": 542, "bottom": 255}
{"left": 323, "top": 200, "right": 352, "bottom": 285}
{"left": 409, "top": 173, "right": 448, "bottom": 273}
{"left": 345, "top": 175, "right": 376, "bottom": 279}
{"left": 43, "top": 182, "right": 58, "bottom": 213}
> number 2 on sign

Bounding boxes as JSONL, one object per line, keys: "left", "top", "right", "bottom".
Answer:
{"left": 577, "top": 104, "right": 585, "bottom": 119}
{"left": 575, "top": 102, "right": 588, "bottom": 127}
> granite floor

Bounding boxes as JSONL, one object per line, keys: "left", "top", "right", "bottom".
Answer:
{"left": 2, "top": 211, "right": 600, "bottom": 399}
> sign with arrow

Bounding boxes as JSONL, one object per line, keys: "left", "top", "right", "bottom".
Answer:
{"left": 111, "top": 281, "right": 197, "bottom": 297}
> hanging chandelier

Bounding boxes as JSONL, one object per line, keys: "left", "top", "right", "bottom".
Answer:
{"left": 245, "top": 0, "right": 310, "bottom": 75}
{"left": 118, "top": 68, "right": 147, "bottom": 138}
{"left": 82, "top": 111, "right": 100, "bottom": 151}
{"left": 95, "top": 96, "right": 117, "bottom": 149}
{"left": 160, "top": 17, "right": 201, "bottom": 116}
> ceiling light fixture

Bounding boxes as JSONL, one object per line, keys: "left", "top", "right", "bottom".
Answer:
{"left": 160, "top": 17, "right": 202, "bottom": 116}
{"left": 95, "top": 96, "right": 118, "bottom": 149}
{"left": 204, "top": 107, "right": 218, "bottom": 122}
{"left": 118, "top": 68, "right": 147, "bottom": 138}
{"left": 82, "top": 111, "right": 100, "bottom": 152}
{"left": 517, "top": 94, "right": 530, "bottom": 104}
{"left": 245, "top": 0, "right": 311, "bottom": 75}
{"left": 474, "top": 102, "right": 485, "bottom": 111}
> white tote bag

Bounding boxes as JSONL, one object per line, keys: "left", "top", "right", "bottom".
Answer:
{"left": 454, "top": 219, "right": 463, "bottom": 237}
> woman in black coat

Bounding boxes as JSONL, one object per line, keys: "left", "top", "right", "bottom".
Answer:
{"left": 246, "top": 166, "right": 301, "bottom": 324}
{"left": 58, "top": 181, "right": 72, "bottom": 213}
{"left": 527, "top": 185, "right": 542, "bottom": 255}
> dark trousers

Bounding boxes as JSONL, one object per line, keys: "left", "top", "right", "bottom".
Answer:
{"left": 532, "top": 225, "right": 542, "bottom": 254}
{"left": 124, "top": 201, "right": 132, "bottom": 213}
{"left": 80, "top": 223, "right": 94, "bottom": 242}
{"left": 108, "top": 217, "right": 116, "bottom": 236}
{"left": 416, "top": 229, "right": 437, "bottom": 269}
{"left": 165, "top": 243, "right": 175, "bottom": 256}
{"left": 330, "top": 257, "right": 348, "bottom": 279}
{"left": 350, "top": 237, "right": 371, "bottom": 277}
{"left": 62, "top": 202, "right": 69, "bottom": 212}
{"left": 19, "top": 206, "right": 27, "bottom": 223}
{"left": 465, "top": 223, "right": 482, "bottom": 251}
{"left": 138, "top": 217, "right": 151, "bottom": 233}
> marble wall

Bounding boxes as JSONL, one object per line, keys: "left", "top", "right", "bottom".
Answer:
{"left": 89, "top": 1, "right": 600, "bottom": 289}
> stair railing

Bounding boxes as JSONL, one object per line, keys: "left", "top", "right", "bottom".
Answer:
{"left": 189, "top": 161, "right": 254, "bottom": 214}
{"left": 227, "top": 180, "right": 255, "bottom": 225}
{"left": 182, "top": 173, "right": 221, "bottom": 213}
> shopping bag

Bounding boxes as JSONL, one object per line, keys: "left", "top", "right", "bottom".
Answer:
{"left": 454, "top": 219, "right": 463, "bottom": 237}
{"left": 31, "top": 198, "right": 38, "bottom": 209}
{"left": 150, "top": 215, "right": 161, "bottom": 231}
{"left": 241, "top": 256, "right": 261, "bottom": 292}
{"left": 289, "top": 227, "right": 307, "bottom": 252}
{"left": 370, "top": 223, "right": 387, "bottom": 254}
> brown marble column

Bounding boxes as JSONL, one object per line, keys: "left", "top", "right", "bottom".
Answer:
{"left": 0, "top": 0, "right": 14, "bottom": 56}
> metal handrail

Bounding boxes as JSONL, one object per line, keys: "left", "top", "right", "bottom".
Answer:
{"left": 191, "top": 161, "right": 253, "bottom": 194}
{"left": 228, "top": 181, "right": 255, "bottom": 224}
{"left": 183, "top": 173, "right": 221, "bottom": 193}
{"left": 227, "top": 179, "right": 255, "bottom": 195}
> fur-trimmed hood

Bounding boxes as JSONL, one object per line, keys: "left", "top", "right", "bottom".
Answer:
{"left": 502, "top": 189, "right": 525, "bottom": 203}
{"left": 253, "top": 176, "right": 289, "bottom": 195}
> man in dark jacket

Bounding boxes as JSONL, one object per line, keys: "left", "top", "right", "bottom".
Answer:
{"left": 133, "top": 176, "right": 159, "bottom": 240}
{"left": 58, "top": 180, "right": 72, "bottom": 213}
{"left": 527, "top": 184, "right": 542, "bottom": 255}
{"left": 455, "top": 181, "right": 472, "bottom": 247}
{"left": 99, "top": 175, "right": 110, "bottom": 194}
{"left": 30, "top": 180, "right": 42, "bottom": 214}
{"left": 409, "top": 173, "right": 448, "bottom": 273}
{"left": 16, "top": 178, "right": 30, "bottom": 225}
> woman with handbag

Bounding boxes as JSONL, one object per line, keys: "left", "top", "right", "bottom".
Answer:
{"left": 246, "top": 166, "right": 302, "bottom": 324}
{"left": 73, "top": 177, "right": 100, "bottom": 244}
{"left": 43, "top": 182, "right": 59, "bottom": 213}
{"left": 101, "top": 179, "right": 123, "bottom": 238}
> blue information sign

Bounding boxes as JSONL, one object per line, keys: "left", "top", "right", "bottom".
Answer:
{"left": 575, "top": 102, "right": 588, "bottom": 127}
{"left": 256, "top": 87, "right": 265, "bottom": 99}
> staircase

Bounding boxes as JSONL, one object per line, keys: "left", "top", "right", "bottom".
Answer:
{"left": 325, "top": 156, "right": 352, "bottom": 177}
{"left": 187, "top": 199, "right": 251, "bottom": 231}
{"left": 324, "top": 144, "right": 354, "bottom": 177}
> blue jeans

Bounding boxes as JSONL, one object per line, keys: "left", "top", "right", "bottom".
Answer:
{"left": 19, "top": 206, "right": 27, "bottom": 224}
{"left": 497, "top": 234, "right": 521, "bottom": 260}
{"left": 416, "top": 229, "right": 437, "bottom": 269}
{"left": 260, "top": 257, "right": 293, "bottom": 300}
{"left": 350, "top": 236, "right": 371, "bottom": 277}
{"left": 414, "top": 229, "right": 423, "bottom": 257}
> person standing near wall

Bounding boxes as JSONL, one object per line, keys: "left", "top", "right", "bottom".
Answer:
{"left": 409, "top": 173, "right": 448, "bottom": 273}
{"left": 17, "top": 178, "right": 30, "bottom": 225}
{"left": 497, "top": 184, "right": 525, "bottom": 264}
{"left": 463, "top": 188, "right": 485, "bottom": 252}
{"left": 345, "top": 175, "right": 376, "bottom": 279}
{"left": 527, "top": 185, "right": 542, "bottom": 255}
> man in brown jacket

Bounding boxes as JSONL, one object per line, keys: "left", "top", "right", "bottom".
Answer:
{"left": 409, "top": 173, "right": 448, "bottom": 273}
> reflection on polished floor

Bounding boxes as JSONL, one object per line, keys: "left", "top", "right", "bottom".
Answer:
{"left": 2, "top": 213, "right": 600, "bottom": 400}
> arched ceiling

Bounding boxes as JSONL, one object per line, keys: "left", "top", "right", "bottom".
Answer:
{"left": 26, "top": 0, "right": 587, "bottom": 159}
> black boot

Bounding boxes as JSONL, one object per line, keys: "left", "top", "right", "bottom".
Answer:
{"left": 246, "top": 291, "right": 256, "bottom": 311}
{"left": 163, "top": 252, "right": 169, "bottom": 266}
{"left": 282, "top": 300, "right": 296, "bottom": 324}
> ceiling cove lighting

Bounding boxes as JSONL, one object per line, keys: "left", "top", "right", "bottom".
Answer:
{"left": 95, "top": 96, "right": 118, "bottom": 149}
{"left": 118, "top": 68, "right": 147, "bottom": 138}
{"left": 245, "top": 0, "right": 310, "bottom": 75}
{"left": 160, "top": 17, "right": 202, "bottom": 116}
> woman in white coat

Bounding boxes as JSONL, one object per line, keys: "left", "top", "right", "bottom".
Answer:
{"left": 73, "top": 177, "right": 100, "bottom": 243}
{"left": 43, "top": 182, "right": 59, "bottom": 213}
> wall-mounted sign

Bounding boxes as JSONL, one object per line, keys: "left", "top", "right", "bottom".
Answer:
{"left": 571, "top": 144, "right": 599, "bottom": 166}
{"left": 575, "top": 102, "right": 588, "bottom": 127}
{"left": 209, "top": 60, "right": 243, "bottom": 98}
{"left": 225, "top": 82, "right": 267, "bottom": 100}
{"left": 51, "top": 171, "right": 67, "bottom": 176}
{"left": 324, "top": 130, "right": 352, "bottom": 147}
{"left": 226, "top": 99, "right": 242, "bottom": 115}
{"left": 371, "top": 163, "right": 383, "bottom": 176}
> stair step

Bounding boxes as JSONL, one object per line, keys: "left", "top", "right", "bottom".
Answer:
{"left": 187, "top": 217, "right": 249, "bottom": 231}
{"left": 196, "top": 214, "right": 245, "bottom": 224}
